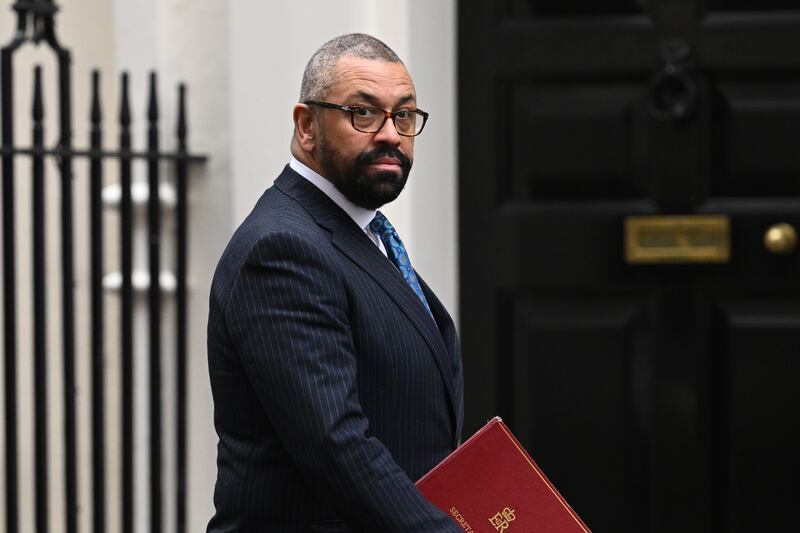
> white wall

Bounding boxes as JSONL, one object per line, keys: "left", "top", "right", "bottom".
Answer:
{"left": 0, "top": 1, "right": 457, "bottom": 531}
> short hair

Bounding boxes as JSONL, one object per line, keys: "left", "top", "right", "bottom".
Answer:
{"left": 299, "top": 33, "right": 403, "bottom": 102}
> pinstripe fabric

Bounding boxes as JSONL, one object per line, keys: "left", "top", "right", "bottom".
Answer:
{"left": 207, "top": 166, "right": 464, "bottom": 533}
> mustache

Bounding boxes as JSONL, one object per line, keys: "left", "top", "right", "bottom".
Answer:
{"left": 358, "top": 147, "right": 412, "bottom": 170}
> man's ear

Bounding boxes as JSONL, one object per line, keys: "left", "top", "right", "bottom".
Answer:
{"left": 293, "top": 103, "right": 316, "bottom": 152}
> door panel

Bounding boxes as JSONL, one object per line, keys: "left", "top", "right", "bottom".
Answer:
{"left": 510, "top": 83, "right": 645, "bottom": 200}
{"left": 511, "top": 295, "right": 651, "bottom": 529}
{"left": 507, "top": 0, "right": 647, "bottom": 19}
{"left": 708, "top": 0, "right": 797, "bottom": 12}
{"left": 714, "top": 298, "right": 800, "bottom": 532}
{"left": 711, "top": 81, "right": 800, "bottom": 196}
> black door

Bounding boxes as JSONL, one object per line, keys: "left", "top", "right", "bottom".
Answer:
{"left": 458, "top": 2, "right": 800, "bottom": 531}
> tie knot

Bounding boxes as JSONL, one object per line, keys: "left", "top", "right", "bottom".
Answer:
{"left": 369, "top": 211, "right": 395, "bottom": 239}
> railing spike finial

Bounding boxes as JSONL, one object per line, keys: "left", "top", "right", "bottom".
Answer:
{"left": 90, "top": 70, "right": 101, "bottom": 126}
{"left": 176, "top": 84, "right": 187, "bottom": 150}
{"left": 32, "top": 64, "right": 43, "bottom": 121}
{"left": 119, "top": 72, "right": 131, "bottom": 127}
{"left": 147, "top": 72, "right": 158, "bottom": 123}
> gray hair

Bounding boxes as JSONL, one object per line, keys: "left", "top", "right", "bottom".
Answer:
{"left": 299, "top": 33, "right": 403, "bottom": 102}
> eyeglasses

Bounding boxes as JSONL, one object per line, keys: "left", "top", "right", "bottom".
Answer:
{"left": 304, "top": 100, "right": 429, "bottom": 137}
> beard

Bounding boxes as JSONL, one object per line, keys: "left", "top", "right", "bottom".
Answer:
{"left": 318, "top": 140, "right": 412, "bottom": 211}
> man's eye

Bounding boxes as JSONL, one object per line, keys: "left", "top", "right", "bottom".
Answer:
{"left": 355, "top": 107, "right": 375, "bottom": 117}
{"left": 394, "top": 110, "right": 411, "bottom": 120}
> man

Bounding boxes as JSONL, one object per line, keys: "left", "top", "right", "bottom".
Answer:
{"left": 207, "top": 34, "right": 464, "bottom": 532}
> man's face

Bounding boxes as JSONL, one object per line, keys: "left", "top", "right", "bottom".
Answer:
{"left": 314, "top": 57, "right": 417, "bottom": 210}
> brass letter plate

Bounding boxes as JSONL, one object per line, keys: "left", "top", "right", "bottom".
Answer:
{"left": 625, "top": 215, "right": 730, "bottom": 264}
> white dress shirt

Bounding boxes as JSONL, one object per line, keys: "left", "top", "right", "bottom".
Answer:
{"left": 290, "top": 157, "right": 387, "bottom": 257}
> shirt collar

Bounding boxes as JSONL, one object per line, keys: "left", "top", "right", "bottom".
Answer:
{"left": 289, "top": 156, "right": 377, "bottom": 231}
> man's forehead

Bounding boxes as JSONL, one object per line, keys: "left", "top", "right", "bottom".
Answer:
{"left": 330, "top": 57, "right": 416, "bottom": 102}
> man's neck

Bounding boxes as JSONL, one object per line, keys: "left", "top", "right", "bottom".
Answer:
{"left": 290, "top": 148, "right": 324, "bottom": 178}
{"left": 288, "top": 156, "right": 378, "bottom": 231}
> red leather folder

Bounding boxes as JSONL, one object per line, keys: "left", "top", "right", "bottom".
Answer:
{"left": 416, "top": 417, "right": 591, "bottom": 532}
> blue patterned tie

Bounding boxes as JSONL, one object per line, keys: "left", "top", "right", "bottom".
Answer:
{"left": 369, "top": 211, "right": 433, "bottom": 317}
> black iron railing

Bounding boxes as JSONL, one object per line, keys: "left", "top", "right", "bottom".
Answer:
{"left": 0, "top": 1, "right": 204, "bottom": 532}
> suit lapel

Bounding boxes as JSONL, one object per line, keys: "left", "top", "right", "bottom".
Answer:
{"left": 274, "top": 167, "right": 459, "bottom": 427}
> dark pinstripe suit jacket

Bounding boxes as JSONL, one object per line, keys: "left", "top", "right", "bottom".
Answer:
{"left": 207, "top": 166, "right": 464, "bottom": 532}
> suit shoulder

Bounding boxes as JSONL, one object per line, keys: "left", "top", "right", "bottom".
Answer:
{"left": 224, "top": 185, "right": 327, "bottom": 260}
{"left": 210, "top": 186, "right": 337, "bottom": 303}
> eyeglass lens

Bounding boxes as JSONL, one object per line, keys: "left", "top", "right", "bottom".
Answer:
{"left": 352, "top": 108, "right": 423, "bottom": 135}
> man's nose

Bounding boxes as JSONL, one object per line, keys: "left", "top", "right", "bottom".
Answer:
{"left": 373, "top": 115, "right": 402, "bottom": 146}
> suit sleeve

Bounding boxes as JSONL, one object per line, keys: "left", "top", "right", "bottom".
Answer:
{"left": 224, "top": 230, "right": 461, "bottom": 532}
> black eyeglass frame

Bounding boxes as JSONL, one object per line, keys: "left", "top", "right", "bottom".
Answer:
{"left": 304, "top": 100, "right": 429, "bottom": 137}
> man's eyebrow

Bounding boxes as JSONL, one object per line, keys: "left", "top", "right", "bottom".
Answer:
{"left": 350, "top": 90, "right": 416, "bottom": 107}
